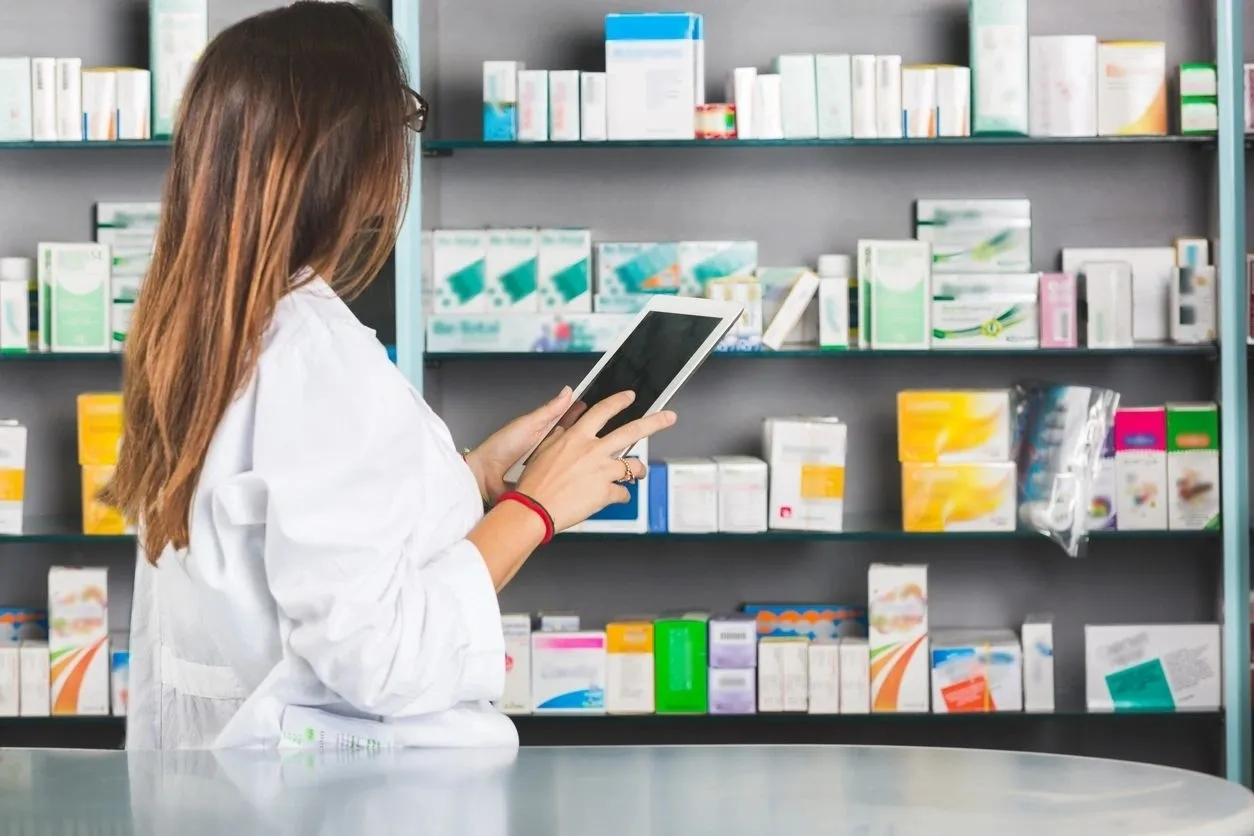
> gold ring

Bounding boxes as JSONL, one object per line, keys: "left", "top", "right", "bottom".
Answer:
{"left": 617, "top": 456, "right": 636, "bottom": 484}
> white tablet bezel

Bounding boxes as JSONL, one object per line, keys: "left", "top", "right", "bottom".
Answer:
{"left": 503, "top": 294, "right": 744, "bottom": 484}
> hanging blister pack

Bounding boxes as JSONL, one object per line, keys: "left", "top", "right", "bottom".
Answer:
{"left": 1014, "top": 382, "right": 1120, "bottom": 557}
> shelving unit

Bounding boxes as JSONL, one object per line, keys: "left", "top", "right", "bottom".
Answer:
{"left": 412, "top": 0, "right": 1250, "bottom": 783}
{"left": 2, "top": 0, "right": 1250, "bottom": 786}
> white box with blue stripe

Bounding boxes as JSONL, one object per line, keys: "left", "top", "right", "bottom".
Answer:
{"left": 605, "top": 13, "right": 704, "bottom": 140}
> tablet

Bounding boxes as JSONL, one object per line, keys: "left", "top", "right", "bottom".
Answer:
{"left": 503, "top": 295, "right": 744, "bottom": 483}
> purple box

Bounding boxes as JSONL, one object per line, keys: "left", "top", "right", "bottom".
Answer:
{"left": 709, "top": 614, "right": 757, "bottom": 669}
{"left": 708, "top": 668, "right": 756, "bottom": 715}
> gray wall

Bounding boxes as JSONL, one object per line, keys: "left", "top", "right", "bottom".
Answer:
{"left": 0, "top": 0, "right": 1239, "bottom": 769}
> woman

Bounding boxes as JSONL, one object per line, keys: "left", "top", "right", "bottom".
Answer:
{"left": 104, "top": 2, "right": 673, "bottom": 749}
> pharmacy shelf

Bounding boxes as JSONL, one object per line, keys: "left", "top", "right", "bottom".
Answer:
{"left": 423, "top": 135, "right": 1213, "bottom": 157}
{"left": 0, "top": 717, "right": 126, "bottom": 750}
{"left": 0, "top": 518, "right": 132, "bottom": 545}
{"left": 0, "top": 352, "right": 121, "bottom": 362}
{"left": 0, "top": 140, "right": 171, "bottom": 151}
{"left": 425, "top": 344, "right": 1217, "bottom": 363}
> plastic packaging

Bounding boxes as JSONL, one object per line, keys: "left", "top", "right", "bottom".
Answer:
{"left": 1014, "top": 382, "right": 1120, "bottom": 556}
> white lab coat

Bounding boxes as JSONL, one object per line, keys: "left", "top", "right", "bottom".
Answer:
{"left": 126, "top": 277, "right": 518, "bottom": 749}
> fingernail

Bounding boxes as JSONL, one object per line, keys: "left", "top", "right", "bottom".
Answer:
{"left": 664, "top": 411, "right": 677, "bottom": 424}
{"left": 554, "top": 386, "right": 571, "bottom": 402}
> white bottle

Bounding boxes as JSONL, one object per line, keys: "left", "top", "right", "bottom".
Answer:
{"left": 817, "top": 254, "right": 852, "bottom": 350}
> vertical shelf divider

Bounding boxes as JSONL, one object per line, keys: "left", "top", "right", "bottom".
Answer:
{"left": 393, "top": 0, "right": 424, "bottom": 393}
{"left": 1216, "top": 0, "right": 1250, "bottom": 787}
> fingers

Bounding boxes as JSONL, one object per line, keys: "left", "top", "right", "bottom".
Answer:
{"left": 597, "top": 411, "right": 677, "bottom": 456}
{"left": 608, "top": 484, "right": 632, "bottom": 505}
{"left": 607, "top": 456, "right": 648, "bottom": 483}
{"left": 540, "top": 387, "right": 573, "bottom": 421}
{"left": 533, "top": 425, "right": 565, "bottom": 456}
{"left": 571, "top": 390, "right": 635, "bottom": 436}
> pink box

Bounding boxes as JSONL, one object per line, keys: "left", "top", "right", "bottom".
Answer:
{"left": 1114, "top": 407, "right": 1166, "bottom": 452}
{"left": 1039, "top": 273, "right": 1077, "bottom": 348}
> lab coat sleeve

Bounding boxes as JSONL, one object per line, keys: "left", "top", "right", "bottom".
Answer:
{"left": 252, "top": 332, "right": 505, "bottom": 718}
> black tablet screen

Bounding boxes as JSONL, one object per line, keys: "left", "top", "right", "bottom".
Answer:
{"left": 541, "top": 311, "right": 724, "bottom": 451}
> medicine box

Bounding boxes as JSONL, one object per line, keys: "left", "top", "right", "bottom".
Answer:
{"left": 774, "top": 54, "right": 819, "bottom": 140}
{"left": 426, "top": 313, "right": 633, "bottom": 355}
{"left": 433, "top": 230, "right": 488, "bottom": 313}
{"left": 596, "top": 243, "right": 680, "bottom": 299}
{"left": 517, "top": 70, "right": 548, "bottom": 142}
{"left": 580, "top": 72, "right": 607, "bottom": 141}
{"left": 483, "top": 61, "right": 522, "bottom": 141}
{"left": 49, "top": 567, "right": 109, "bottom": 715}
{"left": 930, "top": 629, "right": 1023, "bottom": 713}
{"left": 1171, "top": 266, "right": 1217, "bottom": 344}
{"left": 1165, "top": 403, "right": 1219, "bottom": 531}
{"left": 654, "top": 614, "right": 709, "bottom": 714}
{"left": 1114, "top": 407, "right": 1167, "bottom": 530}
{"left": 678, "top": 241, "right": 757, "bottom": 298}
{"left": 1083, "top": 261, "right": 1135, "bottom": 348}
{"left": 758, "top": 637, "right": 808, "bottom": 712}
{"left": 549, "top": 70, "right": 580, "bottom": 142}
{"left": 868, "top": 563, "right": 929, "bottom": 713}
{"left": 1029, "top": 35, "right": 1098, "bottom": 138}
{"left": 1085, "top": 624, "right": 1220, "bottom": 712}
{"left": 0, "top": 608, "right": 46, "bottom": 644}
{"left": 759, "top": 268, "right": 819, "bottom": 350}
{"left": 1062, "top": 247, "right": 1175, "bottom": 342}
{"left": 111, "top": 645, "right": 129, "bottom": 716}
{"left": 753, "top": 74, "right": 784, "bottom": 139}
{"left": 901, "top": 462, "right": 1017, "bottom": 533}
{"left": 708, "top": 614, "right": 757, "bottom": 669}
{"left": 539, "top": 612, "right": 580, "bottom": 633}
{"left": 866, "top": 241, "right": 932, "bottom": 350}
{"left": 19, "top": 640, "right": 49, "bottom": 717}
{"left": 82, "top": 466, "right": 128, "bottom": 536}
{"left": 77, "top": 393, "right": 123, "bottom": 467}
{"left": 0, "top": 422, "right": 26, "bottom": 536}
{"left": 902, "top": 65, "right": 938, "bottom": 138}
{"left": 1038, "top": 273, "right": 1078, "bottom": 348}
{"left": 851, "top": 55, "right": 877, "bottom": 139}
{"left": 706, "top": 277, "right": 764, "bottom": 349}
{"left": 537, "top": 229, "right": 592, "bottom": 312}
{"left": 150, "top": 0, "right": 208, "bottom": 137}
{"left": 55, "top": 59, "right": 83, "bottom": 142}
{"left": 111, "top": 277, "right": 141, "bottom": 351}
{"left": 808, "top": 640, "right": 840, "bottom": 714}
{"left": 708, "top": 668, "right": 756, "bottom": 715}
{"left": 757, "top": 637, "right": 785, "bottom": 712}
{"left": 0, "top": 58, "right": 34, "bottom": 141}
{"left": 781, "top": 636, "right": 810, "bottom": 712}
{"left": 499, "top": 614, "right": 532, "bottom": 714}
{"left": 606, "top": 621, "right": 654, "bottom": 714}
{"left": 605, "top": 13, "right": 703, "bottom": 141}
{"left": 896, "top": 389, "right": 1013, "bottom": 464}
{"left": 0, "top": 281, "right": 28, "bottom": 353}
{"left": 874, "top": 55, "right": 903, "bottom": 139}
{"left": 930, "top": 273, "right": 1039, "bottom": 349}
{"left": 531, "top": 631, "right": 607, "bottom": 714}
{"left": 662, "top": 458, "right": 722, "bottom": 536}
{"left": 1021, "top": 615, "right": 1055, "bottom": 712}
{"left": 815, "top": 54, "right": 853, "bottom": 139}
{"left": 1097, "top": 41, "right": 1167, "bottom": 136}
{"left": 485, "top": 229, "right": 539, "bottom": 312}
{"left": 818, "top": 276, "right": 850, "bottom": 349}
{"left": 741, "top": 604, "right": 867, "bottom": 641}
{"left": 915, "top": 199, "right": 1031, "bottom": 274}
{"left": 838, "top": 637, "right": 870, "bottom": 713}
{"left": 38, "top": 244, "right": 111, "bottom": 353}
{"left": 935, "top": 66, "right": 971, "bottom": 137}
{"left": 712, "top": 456, "right": 767, "bottom": 533}
{"left": 764, "top": 417, "right": 846, "bottom": 532}
{"left": 647, "top": 460, "right": 669, "bottom": 533}
{"left": 968, "top": 0, "right": 1028, "bottom": 135}
{"left": 0, "top": 644, "right": 15, "bottom": 716}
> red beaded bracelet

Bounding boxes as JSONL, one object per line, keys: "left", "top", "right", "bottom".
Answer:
{"left": 497, "top": 490, "right": 555, "bottom": 545}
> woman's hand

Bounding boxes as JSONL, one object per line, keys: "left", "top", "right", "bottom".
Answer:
{"left": 516, "top": 390, "right": 676, "bottom": 532}
{"left": 465, "top": 387, "right": 574, "bottom": 503}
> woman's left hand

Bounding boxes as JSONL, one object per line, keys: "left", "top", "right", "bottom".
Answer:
{"left": 465, "top": 387, "right": 574, "bottom": 503}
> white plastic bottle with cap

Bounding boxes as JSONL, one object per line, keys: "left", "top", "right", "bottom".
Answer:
{"left": 816, "top": 254, "right": 852, "bottom": 350}
{"left": 0, "top": 258, "right": 33, "bottom": 353}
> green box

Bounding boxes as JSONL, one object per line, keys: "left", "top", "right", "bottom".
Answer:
{"left": 1180, "top": 95, "right": 1218, "bottom": 135}
{"left": 969, "top": 0, "right": 1029, "bottom": 135}
{"left": 654, "top": 614, "right": 709, "bottom": 714}
{"left": 150, "top": 0, "right": 209, "bottom": 138}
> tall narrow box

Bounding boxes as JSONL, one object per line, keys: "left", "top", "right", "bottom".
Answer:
{"left": 1165, "top": 403, "right": 1219, "bottom": 531}
{"left": 868, "top": 563, "right": 929, "bottom": 713}
{"left": 663, "top": 458, "right": 717, "bottom": 533}
{"left": 773, "top": 54, "right": 819, "bottom": 139}
{"left": 727, "top": 68, "right": 757, "bottom": 139}
{"left": 1029, "top": 36, "right": 1098, "bottom": 137}
{"left": 44, "top": 244, "right": 111, "bottom": 352}
{"left": 874, "top": 55, "right": 903, "bottom": 139}
{"left": 1021, "top": 615, "right": 1054, "bottom": 712}
{"left": 606, "top": 621, "right": 654, "bottom": 714}
{"left": 19, "top": 640, "right": 50, "bottom": 717}
{"left": 0, "top": 58, "right": 34, "bottom": 141}
{"left": 969, "top": 0, "right": 1028, "bottom": 135}
{"left": 49, "top": 567, "right": 109, "bottom": 716}
{"left": 483, "top": 61, "right": 522, "bottom": 141}
{"left": 0, "top": 422, "right": 27, "bottom": 535}
{"left": 31, "top": 58, "right": 57, "bottom": 141}
{"left": 815, "top": 55, "right": 853, "bottom": 139}
{"left": 1039, "top": 273, "right": 1078, "bottom": 348}
{"left": 0, "top": 280, "right": 27, "bottom": 352}
{"left": 605, "top": 13, "right": 704, "bottom": 141}
{"left": 150, "top": 0, "right": 209, "bottom": 138}
{"left": 116, "top": 68, "right": 153, "bottom": 140}
{"left": 0, "top": 644, "right": 15, "bottom": 716}
{"left": 54, "top": 59, "right": 83, "bottom": 141}
{"left": 654, "top": 614, "right": 709, "bottom": 714}
{"left": 757, "top": 637, "right": 785, "bottom": 712}
{"left": 866, "top": 240, "right": 932, "bottom": 350}
{"left": 838, "top": 637, "right": 871, "bottom": 713}
{"left": 499, "top": 614, "right": 532, "bottom": 714}
{"left": 579, "top": 72, "right": 607, "bottom": 141}
{"left": 808, "top": 640, "right": 841, "bottom": 714}
{"left": 111, "top": 637, "right": 129, "bottom": 716}
{"left": 548, "top": 70, "right": 581, "bottom": 142}
{"left": 517, "top": 70, "right": 549, "bottom": 142}
{"left": 712, "top": 456, "right": 767, "bottom": 533}
{"left": 1114, "top": 407, "right": 1167, "bottom": 530}
{"left": 485, "top": 229, "right": 539, "bottom": 312}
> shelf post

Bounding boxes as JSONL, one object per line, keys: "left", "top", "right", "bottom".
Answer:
{"left": 393, "top": 0, "right": 424, "bottom": 392}
{"left": 1216, "top": 0, "right": 1250, "bottom": 787}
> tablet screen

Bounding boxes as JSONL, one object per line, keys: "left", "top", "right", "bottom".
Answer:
{"left": 538, "top": 310, "right": 724, "bottom": 453}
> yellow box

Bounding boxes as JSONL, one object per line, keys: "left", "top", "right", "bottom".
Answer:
{"left": 0, "top": 421, "right": 26, "bottom": 535}
{"left": 76, "top": 393, "right": 123, "bottom": 467}
{"left": 81, "top": 466, "right": 128, "bottom": 535}
{"left": 896, "top": 390, "right": 1012, "bottom": 463}
{"left": 607, "top": 621, "right": 654, "bottom": 654}
{"left": 901, "top": 461, "right": 1017, "bottom": 532}
{"left": 1097, "top": 41, "right": 1167, "bottom": 136}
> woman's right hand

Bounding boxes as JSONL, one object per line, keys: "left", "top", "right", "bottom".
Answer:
{"left": 516, "top": 390, "right": 675, "bottom": 532}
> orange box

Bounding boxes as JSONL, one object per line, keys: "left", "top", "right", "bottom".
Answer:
{"left": 81, "top": 466, "right": 127, "bottom": 535}
{"left": 76, "top": 393, "right": 123, "bottom": 466}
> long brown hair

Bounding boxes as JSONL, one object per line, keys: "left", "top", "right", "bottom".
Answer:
{"left": 102, "top": 1, "right": 415, "bottom": 562}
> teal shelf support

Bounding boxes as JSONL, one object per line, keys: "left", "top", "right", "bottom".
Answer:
{"left": 1217, "top": 0, "right": 1250, "bottom": 787}
{"left": 393, "top": 0, "right": 424, "bottom": 393}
